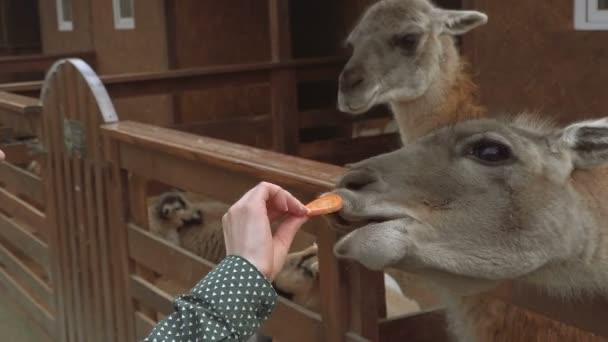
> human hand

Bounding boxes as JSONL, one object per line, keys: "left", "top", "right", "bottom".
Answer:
{"left": 222, "top": 182, "right": 309, "bottom": 280}
{"left": 0, "top": 149, "right": 4, "bottom": 160}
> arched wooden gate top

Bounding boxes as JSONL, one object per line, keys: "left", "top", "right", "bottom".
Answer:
{"left": 39, "top": 59, "right": 130, "bottom": 342}
{"left": 41, "top": 58, "right": 118, "bottom": 160}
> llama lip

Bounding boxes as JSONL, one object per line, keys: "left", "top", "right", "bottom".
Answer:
{"left": 339, "top": 89, "right": 379, "bottom": 114}
{"left": 328, "top": 211, "right": 397, "bottom": 233}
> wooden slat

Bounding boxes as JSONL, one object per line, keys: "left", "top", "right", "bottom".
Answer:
{"left": 0, "top": 91, "right": 41, "bottom": 114}
{"left": 116, "top": 142, "right": 318, "bottom": 210}
{"left": 0, "top": 241, "right": 53, "bottom": 311}
{"left": 0, "top": 161, "right": 44, "bottom": 204}
{"left": 102, "top": 121, "right": 344, "bottom": 193}
{"left": 299, "top": 108, "right": 390, "bottom": 129}
{"left": 0, "top": 142, "right": 34, "bottom": 165}
{"left": 128, "top": 224, "right": 214, "bottom": 286}
{"left": 0, "top": 51, "right": 96, "bottom": 74}
{"left": 130, "top": 275, "right": 174, "bottom": 316}
{"left": 0, "top": 56, "right": 346, "bottom": 99}
{"left": 171, "top": 115, "right": 272, "bottom": 148}
{"left": 0, "top": 185, "right": 45, "bottom": 237}
{"left": 378, "top": 310, "right": 449, "bottom": 342}
{"left": 298, "top": 134, "right": 401, "bottom": 165}
{"left": 134, "top": 311, "right": 157, "bottom": 341}
{"left": 491, "top": 284, "right": 608, "bottom": 338}
{"left": 0, "top": 212, "right": 49, "bottom": 271}
{"left": 0, "top": 81, "right": 42, "bottom": 97}
{"left": 0, "top": 91, "right": 41, "bottom": 136}
{"left": 261, "top": 298, "right": 324, "bottom": 342}
{"left": 0, "top": 266, "right": 56, "bottom": 338}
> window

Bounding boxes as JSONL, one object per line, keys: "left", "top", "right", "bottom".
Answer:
{"left": 575, "top": 0, "right": 608, "bottom": 30}
{"left": 113, "top": 0, "right": 135, "bottom": 30}
{"left": 56, "top": 0, "right": 73, "bottom": 31}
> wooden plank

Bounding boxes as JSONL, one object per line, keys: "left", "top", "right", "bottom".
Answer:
{"left": 116, "top": 142, "right": 313, "bottom": 209}
{"left": 490, "top": 284, "right": 608, "bottom": 338}
{"left": 58, "top": 65, "right": 86, "bottom": 342}
{"left": 0, "top": 142, "right": 34, "bottom": 165}
{"left": 130, "top": 275, "right": 174, "bottom": 316}
{"left": 0, "top": 185, "right": 45, "bottom": 236}
{"left": 0, "top": 56, "right": 347, "bottom": 99}
{"left": 102, "top": 121, "right": 344, "bottom": 193}
{"left": 315, "top": 219, "right": 349, "bottom": 342}
{"left": 0, "top": 91, "right": 41, "bottom": 137}
{"left": 0, "top": 160, "right": 44, "bottom": 204}
{"left": 378, "top": 310, "right": 450, "bottom": 342}
{"left": 171, "top": 115, "right": 272, "bottom": 148}
{"left": 299, "top": 108, "right": 390, "bottom": 129}
{"left": 128, "top": 174, "right": 157, "bottom": 321}
{"left": 0, "top": 212, "right": 49, "bottom": 271}
{"left": 298, "top": 134, "right": 401, "bottom": 165}
{"left": 0, "top": 51, "right": 96, "bottom": 74}
{"left": 40, "top": 63, "right": 71, "bottom": 342}
{"left": 0, "top": 91, "right": 41, "bottom": 115}
{"left": 47, "top": 67, "right": 78, "bottom": 342}
{"left": 0, "top": 241, "right": 53, "bottom": 311}
{"left": 0, "top": 294, "right": 55, "bottom": 342}
{"left": 0, "top": 81, "right": 42, "bottom": 97}
{"left": 134, "top": 311, "right": 157, "bottom": 341}
{"left": 261, "top": 298, "right": 324, "bottom": 342}
{"left": 0, "top": 266, "right": 56, "bottom": 338}
{"left": 128, "top": 224, "right": 214, "bottom": 287}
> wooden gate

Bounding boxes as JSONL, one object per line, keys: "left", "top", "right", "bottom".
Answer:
{"left": 40, "top": 59, "right": 131, "bottom": 342}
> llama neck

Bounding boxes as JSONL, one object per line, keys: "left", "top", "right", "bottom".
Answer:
{"left": 390, "top": 45, "right": 485, "bottom": 143}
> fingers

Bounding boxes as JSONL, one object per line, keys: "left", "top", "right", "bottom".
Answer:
{"left": 0, "top": 149, "right": 4, "bottom": 161}
{"left": 246, "top": 182, "right": 307, "bottom": 217}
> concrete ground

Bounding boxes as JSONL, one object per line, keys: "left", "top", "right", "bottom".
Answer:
{"left": 0, "top": 295, "right": 50, "bottom": 342}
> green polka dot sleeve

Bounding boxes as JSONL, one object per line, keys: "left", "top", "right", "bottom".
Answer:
{"left": 145, "top": 256, "right": 278, "bottom": 341}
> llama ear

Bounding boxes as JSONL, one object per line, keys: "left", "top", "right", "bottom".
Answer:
{"left": 557, "top": 118, "right": 608, "bottom": 169}
{"left": 437, "top": 10, "right": 488, "bottom": 35}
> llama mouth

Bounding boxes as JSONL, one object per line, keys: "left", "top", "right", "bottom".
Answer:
{"left": 338, "top": 89, "right": 380, "bottom": 114}
{"left": 327, "top": 212, "right": 392, "bottom": 233}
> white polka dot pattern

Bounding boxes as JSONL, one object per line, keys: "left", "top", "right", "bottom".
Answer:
{"left": 144, "top": 256, "right": 277, "bottom": 341}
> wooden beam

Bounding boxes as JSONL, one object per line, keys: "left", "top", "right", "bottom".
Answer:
{"left": 0, "top": 211, "right": 49, "bottom": 271}
{"left": 0, "top": 161, "right": 45, "bottom": 209}
{"left": 0, "top": 241, "right": 53, "bottom": 311}
{"left": 0, "top": 266, "right": 56, "bottom": 338}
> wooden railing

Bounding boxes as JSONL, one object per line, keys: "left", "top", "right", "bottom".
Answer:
{"left": 0, "top": 51, "right": 96, "bottom": 75}
{"left": 0, "top": 56, "right": 397, "bottom": 165}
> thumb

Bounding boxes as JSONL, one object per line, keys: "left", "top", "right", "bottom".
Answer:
{"left": 271, "top": 216, "right": 308, "bottom": 273}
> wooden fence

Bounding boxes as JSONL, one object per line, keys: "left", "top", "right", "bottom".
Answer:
{"left": 0, "top": 58, "right": 606, "bottom": 341}
{"left": 0, "top": 56, "right": 398, "bottom": 166}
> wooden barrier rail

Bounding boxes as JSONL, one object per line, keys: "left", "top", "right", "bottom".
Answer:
{"left": 0, "top": 56, "right": 395, "bottom": 164}
{"left": 0, "top": 51, "right": 96, "bottom": 75}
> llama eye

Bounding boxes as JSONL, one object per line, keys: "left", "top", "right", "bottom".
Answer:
{"left": 469, "top": 140, "right": 512, "bottom": 163}
{"left": 391, "top": 33, "right": 419, "bottom": 51}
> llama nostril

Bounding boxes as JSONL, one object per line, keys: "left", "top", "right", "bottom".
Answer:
{"left": 349, "top": 77, "right": 364, "bottom": 89}
{"left": 338, "top": 170, "right": 379, "bottom": 191}
{"left": 340, "top": 68, "right": 365, "bottom": 90}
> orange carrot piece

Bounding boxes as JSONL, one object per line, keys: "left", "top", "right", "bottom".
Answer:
{"left": 305, "top": 193, "right": 344, "bottom": 216}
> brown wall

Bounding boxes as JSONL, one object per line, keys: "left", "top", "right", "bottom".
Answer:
{"left": 38, "top": 0, "right": 172, "bottom": 125}
{"left": 38, "top": 0, "right": 93, "bottom": 53}
{"left": 463, "top": 0, "right": 608, "bottom": 124}
{"left": 171, "top": 1, "right": 271, "bottom": 124}
{"left": 89, "top": 0, "right": 172, "bottom": 125}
